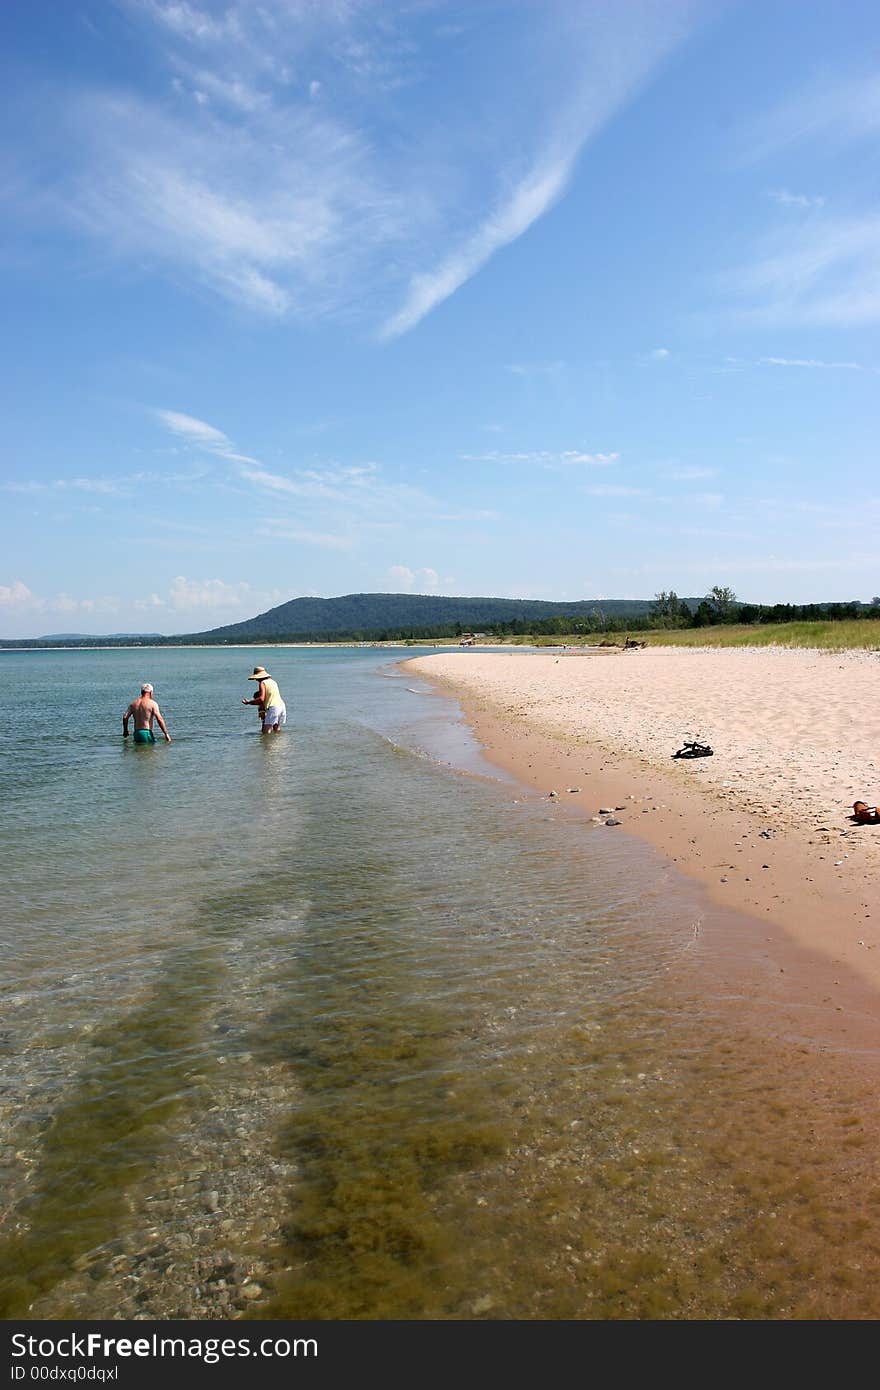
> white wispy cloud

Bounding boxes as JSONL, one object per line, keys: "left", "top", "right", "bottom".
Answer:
{"left": 67, "top": 83, "right": 404, "bottom": 320}
{"left": 156, "top": 409, "right": 231, "bottom": 447}
{"left": 432, "top": 508, "right": 500, "bottom": 524}
{"left": 753, "top": 495, "right": 880, "bottom": 526}
{"left": 744, "top": 72, "right": 880, "bottom": 162}
{"left": 61, "top": 477, "right": 127, "bottom": 496}
{"left": 641, "top": 556, "right": 876, "bottom": 576}
{"left": 380, "top": 4, "right": 702, "bottom": 337}
{"left": 583, "top": 483, "right": 648, "bottom": 497}
{"left": 21, "top": 1, "right": 703, "bottom": 335}
{"left": 505, "top": 361, "right": 566, "bottom": 377}
{"left": 756, "top": 356, "right": 867, "bottom": 370}
{"left": 380, "top": 157, "right": 574, "bottom": 339}
{"left": 768, "top": 188, "right": 825, "bottom": 210}
{"left": 731, "top": 73, "right": 880, "bottom": 325}
{"left": 176, "top": 70, "right": 269, "bottom": 116}
{"left": 674, "top": 525, "right": 743, "bottom": 539}
{"left": 255, "top": 522, "right": 354, "bottom": 551}
{"left": 239, "top": 462, "right": 427, "bottom": 517}
{"left": 2, "top": 466, "right": 207, "bottom": 497}
{"left": 155, "top": 406, "right": 495, "bottom": 529}
{"left": 727, "top": 214, "right": 880, "bottom": 327}
{"left": 724, "top": 354, "right": 872, "bottom": 372}
{"left": 142, "top": 2, "right": 244, "bottom": 46}
{"left": 663, "top": 465, "right": 718, "bottom": 481}
{"left": 237, "top": 465, "right": 305, "bottom": 497}
{"left": 461, "top": 449, "right": 619, "bottom": 467}
{"left": 156, "top": 408, "right": 262, "bottom": 465}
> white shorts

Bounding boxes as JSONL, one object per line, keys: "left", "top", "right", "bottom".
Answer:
{"left": 262, "top": 703, "right": 286, "bottom": 729}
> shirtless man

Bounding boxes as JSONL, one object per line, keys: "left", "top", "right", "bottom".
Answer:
{"left": 123, "top": 683, "right": 171, "bottom": 744}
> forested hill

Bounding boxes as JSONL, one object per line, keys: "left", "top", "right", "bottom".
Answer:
{"left": 189, "top": 592, "right": 659, "bottom": 642}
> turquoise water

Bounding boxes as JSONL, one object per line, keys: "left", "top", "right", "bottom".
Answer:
{"left": 3, "top": 646, "right": 880, "bottom": 1320}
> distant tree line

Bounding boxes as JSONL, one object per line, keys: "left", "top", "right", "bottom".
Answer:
{"left": 470, "top": 588, "right": 880, "bottom": 639}
{"left": 643, "top": 587, "right": 880, "bottom": 631}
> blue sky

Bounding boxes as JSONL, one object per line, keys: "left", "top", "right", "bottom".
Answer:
{"left": 2, "top": 0, "right": 879, "bottom": 637}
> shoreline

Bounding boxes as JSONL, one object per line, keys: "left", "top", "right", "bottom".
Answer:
{"left": 0, "top": 641, "right": 474, "bottom": 653}
{"left": 403, "top": 647, "right": 880, "bottom": 1006}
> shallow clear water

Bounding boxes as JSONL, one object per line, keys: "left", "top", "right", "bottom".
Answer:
{"left": 2, "top": 646, "right": 880, "bottom": 1320}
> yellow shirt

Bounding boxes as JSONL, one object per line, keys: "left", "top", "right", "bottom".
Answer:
{"left": 260, "top": 678, "right": 281, "bottom": 707}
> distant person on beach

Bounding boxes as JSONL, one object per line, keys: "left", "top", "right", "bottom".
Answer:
{"left": 853, "top": 801, "right": 880, "bottom": 824}
{"left": 123, "top": 683, "right": 171, "bottom": 744}
{"left": 242, "top": 666, "right": 286, "bottom": 734}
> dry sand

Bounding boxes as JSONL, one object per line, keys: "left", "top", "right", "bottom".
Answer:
{"left": 404, "top": 645, "right": 880, "bottom": 997}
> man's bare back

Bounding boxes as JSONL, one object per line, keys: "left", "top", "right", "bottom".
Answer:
{"left": 123, "top": 684, "right": 171, "bottom": 743}
{"left": 128, "top": 694, "right": 160, "bottom": 730}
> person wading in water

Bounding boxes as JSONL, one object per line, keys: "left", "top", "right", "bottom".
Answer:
{"left": 241, "top": 666, "right": 287, "bottom": 734}
{"left": 123, "top": 683, "right": 171, "bottom": 744}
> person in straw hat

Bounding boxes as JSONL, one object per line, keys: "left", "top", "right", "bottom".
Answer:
{"left": 241, "top": 665, "right": 287, "bottom": 734}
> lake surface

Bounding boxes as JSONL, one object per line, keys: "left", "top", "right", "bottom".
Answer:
{"left": 2, "top": 645, "right": 880, "bottom": 1320}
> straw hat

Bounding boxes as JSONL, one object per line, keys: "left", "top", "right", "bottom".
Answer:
{"left": 248, "top": 666, "right": 271, "bottom": 680}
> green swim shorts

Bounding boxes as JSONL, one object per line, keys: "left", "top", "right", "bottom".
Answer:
{"left": 132, "top": 729, "right": 156, "bottom": 745}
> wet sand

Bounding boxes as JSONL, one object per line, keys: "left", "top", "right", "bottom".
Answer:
{"left": 403, "top": 647, "right": 880, "bottom": 1005}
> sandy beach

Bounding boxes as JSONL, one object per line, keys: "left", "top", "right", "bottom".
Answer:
{"left": 405, "top": 646, "right": 880, "bottom": 998}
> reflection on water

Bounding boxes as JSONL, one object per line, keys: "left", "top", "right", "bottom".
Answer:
{"left": 2, "top": 647, "right": 880, "bottom": 1319}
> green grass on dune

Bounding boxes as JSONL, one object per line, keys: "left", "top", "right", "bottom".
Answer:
{"left": 516, "top": 620, "right": 880, "bottom": 651}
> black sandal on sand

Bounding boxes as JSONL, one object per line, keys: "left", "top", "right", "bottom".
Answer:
{"left": 672, "top": 741, "right": 714, "bottom": 759}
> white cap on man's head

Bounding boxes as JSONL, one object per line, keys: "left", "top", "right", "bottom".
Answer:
{"left": 141, "top": 683, "right": 153, "bottom": 694}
